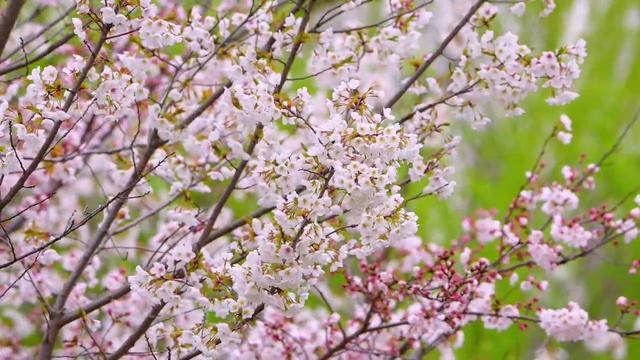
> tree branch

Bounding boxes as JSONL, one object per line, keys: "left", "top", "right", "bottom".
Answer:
{"left": 383, "top": 0, "right": 485, "bottom": 109}
{"left": 0, "top": 0, "right": 26, "bottom": 58}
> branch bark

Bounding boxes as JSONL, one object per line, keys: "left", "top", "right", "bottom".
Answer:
{"left": 0, "top": 0, "right": 26, "bottom": 58}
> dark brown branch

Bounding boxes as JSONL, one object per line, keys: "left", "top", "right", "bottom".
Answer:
{"left": 383, "top": 0, "right": 486, "bottom": 109}
{"left": 0, "top": 32, "right": 74, "bottom": 76}
{"left": 312, "top": 1, "right": 433, "bottom": 34}
{"left": 0, "top": 5, "right": 75, "bottom": 63}
{"left": 0, "top": 0, "right": 26, "bottom": 58}
{"left": 398, "top": 80, "right": 480, "bottom": 124}
{"left": 105, "top": 302, "right": 165, "bottom": 360}
{"left": 319, "top": 296, "right": 378, "bottom": 360}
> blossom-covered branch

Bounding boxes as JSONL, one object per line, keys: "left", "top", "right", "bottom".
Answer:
{"left": 1, "top": 1, "right": 637, "bottom": 359}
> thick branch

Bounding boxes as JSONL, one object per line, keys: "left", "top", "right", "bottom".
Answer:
{"left": 105, "top": 302, "right": 165, "bottom": 360}
{"left": 0, "top": 0, "right": 26, "bottom": 58}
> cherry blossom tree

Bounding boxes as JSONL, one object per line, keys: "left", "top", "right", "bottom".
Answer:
{"left": 0, "top": 0, "right": 638, "bottom": 359}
